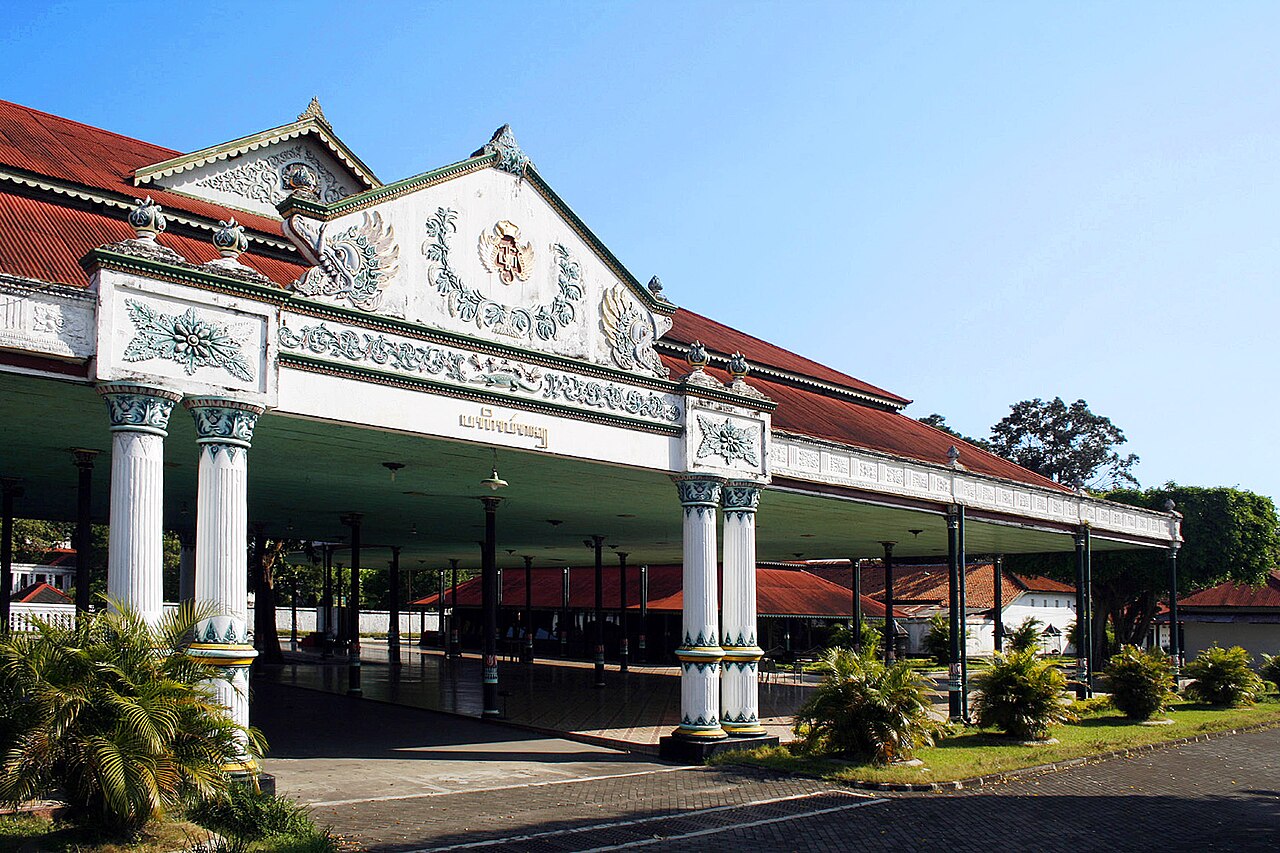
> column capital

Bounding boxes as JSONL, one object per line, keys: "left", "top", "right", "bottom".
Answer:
{"left": 97, "top": 383, "right": 182, "bottom": 435}
{"left": 71, "top": 448, "right": 100, "bottom": 469}
{"left": 672, "top": 475, "right": 724, "bottom": 507}
{"left": 184, "top": 397, "right": 265, "bottom": 449}
{"left": 721, "top": 481, "right": 761, "bottom": 515}
{"left": 341, "top": 512, "right": 364, "bottom": 529}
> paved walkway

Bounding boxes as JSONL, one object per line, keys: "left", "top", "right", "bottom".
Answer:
{"left": 258, "top": 643, "right": 807, "bottom": 749}
{"left": 254, "top": 681, "right": 1280, "bottom": 851}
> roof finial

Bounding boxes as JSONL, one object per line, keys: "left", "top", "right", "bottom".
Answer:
{"left": 298, "top": 97, "right": 331, "bottom": 130}
{"left": 127, "top": 196, "right": 166, "bottom": 242}
{"left": 477, "top": 124, "right": 532, "bottom": 176}
{"left": 647, "top": 275, "right": 668, "bottom": 301}
{"left": 213, "top": 218, "right": 248, "bottom": 260}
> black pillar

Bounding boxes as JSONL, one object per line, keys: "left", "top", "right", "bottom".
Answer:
{"left": 992, "top": 554, "right": 1005, "bottom": 653}
{"left": 322, "top": 545, "right": 334, "bottom": 657}
{"left": 946, "top": 510, "right": 962, "bottom": 719}
{"left": 1168, "top": 544, "right": 1182, "bottom": 680}
{"left": 958, "top": 505, "right": 970, "bottom": 720}
{"left": 560, "top": 565, "right": 570, "bottom": 657}
{"left": 1073, "top": 528, "right": 1092, "bottom": 698}
{"left": 72, "top": 450, "right": 97, "bottom": 614}
{"left": 618, "top": 552, "right": 630, "bottom": 673}
{"left": 343, "top": 513, "right": 363, "bottom": 697}
{"left": 850, "top": 557, "right": 862, "bottom": 653}
{"left": 0, "top": 479, "right": 21, "bottom": 630}
{"left": 590, "top": 534, "right": 606, "bottom": 687}
{"left": 881, "top": 541, "right": 896, "bottom": 664}
{"left": 290, "top": 574, "right": 299, "bottom": 650}
{"left": 250, "top": 525, "right": 267, "bottom": 654}
{"left": 639, "top": 564, "right": 649, "bottom": 663}
{"left": 434, "top": 567, "right": 443, "bottom": 648}
{"left": 448, "top": 558, "right": 461, "bottom": 659}
{"left": 522, "top": 555, "right": 534, "bottom": 663}
{"left": 481, "top": 497, "right": 502, "bottom": 716}
{"left": 388, "top": 546, "right": 402, "bottom": 667}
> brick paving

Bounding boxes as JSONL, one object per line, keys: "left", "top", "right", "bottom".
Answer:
{"left": 257, "top": 680, "right": 1280, "bottom": 852}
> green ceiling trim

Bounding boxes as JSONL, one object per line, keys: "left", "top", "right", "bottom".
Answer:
{"left": 276, "top": 156, "right": 493, "bottom": 221}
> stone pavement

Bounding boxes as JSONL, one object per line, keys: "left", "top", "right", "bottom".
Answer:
{"left": 255, "top": 680, "right": 1280, "bottom": 852}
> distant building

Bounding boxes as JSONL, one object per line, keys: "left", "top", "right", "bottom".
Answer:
{"left": 9, "top": 546, "right": 76, "bottom": 595}
{"left": 1173, "top": 570, "right": 1280, "bottom": 663}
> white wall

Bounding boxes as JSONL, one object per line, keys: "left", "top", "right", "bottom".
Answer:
{"left": 902, "top": 592, "right": 1079, "bottom": 657}
{"left": 1182, "top": 621, "right": 1280, "bottom": 664}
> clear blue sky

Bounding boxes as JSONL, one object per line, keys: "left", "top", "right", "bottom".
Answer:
{"left": 5, "top": 1, "right": 1278, "bottom": 501}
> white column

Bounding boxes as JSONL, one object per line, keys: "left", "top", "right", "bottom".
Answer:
{"left": 185, "top": 396, "right": 264, "bottom": 774}
{"left": 673, "top": 476, "right": 726, "bottom": 740}
{"left": 98, "top": 383, "right": 182, "bottom": 625}
{"left": 721, "top": 481, "right": 765, "bottom": 736}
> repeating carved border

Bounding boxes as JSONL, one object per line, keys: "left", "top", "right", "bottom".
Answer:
{"left": 770, "top": 431, "right": 1179, "bottom": 543}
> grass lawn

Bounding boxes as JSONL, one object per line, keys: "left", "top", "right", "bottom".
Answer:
{"left": 711, "top": 694, "right": 1280, "bottom": 786}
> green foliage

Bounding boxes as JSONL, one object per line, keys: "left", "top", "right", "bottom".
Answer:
{"left": 187, "top": 786, "right": 327, "bottom": 853}
{"left": 0, "top": 602, "right": 264, "bottom": 837}
{"left": 1184, "top": 645, "right": 1266, "bottom": 707}
{"left": 793, "top": 648, "right": 944, "bottom": 765}
{"left": 922, "top": 614, "right": 952, "bottom": 664}
{"left": 1005, "top": 617, "right": 1044, "bottom": 654}
{"left": 987, "top": 397, "right": 1138, "bottom": 489}
{"left": 1261, "top": 654, "right": 1280, "bottom": 692}
{"left": 1104, "top": 646, "right": 1174, "bottom": 720}
{"left": 825, "top": 620, "right": 882, "bottom": 657}
{"left": 916, "top": 414, "right": 991, "bottom": 450}
{"left": 973, "top": 650, "right": 1078, "bottom": 740}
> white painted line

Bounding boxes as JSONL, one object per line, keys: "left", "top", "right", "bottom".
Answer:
{"left": 309, "top": 764, "right": 696, "bottom": 807}
{"left": 416, "top": 789, "right": 885, "bottom": 852}
{"left": 578, "top": 794, "right": 891, "bottom": 851}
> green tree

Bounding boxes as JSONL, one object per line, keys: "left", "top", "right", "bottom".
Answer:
{"left": 987, "top": 397, "right": 1139, "bottom": 489}
{"left": 1005, "top": 616, "right": 1045, "bottom": 654}
{"left": 0, "top": 602, "right": 262, "bottom": 837}
{"left": 916, "top": 414, "right": 991, "bottom": 450}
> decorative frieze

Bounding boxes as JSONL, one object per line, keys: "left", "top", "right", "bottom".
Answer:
{"left": 0, "top": 280, "right": 95, "bottom": 361}
{"left": 277, "top": 314, "right": 682, "bottom": 427}
{"left": 192, "top": 143, "right": 352, "bottom": 207}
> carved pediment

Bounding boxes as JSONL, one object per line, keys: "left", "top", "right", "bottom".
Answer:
{"left": 282, "top": 155, "right": 672, "bottom": 380}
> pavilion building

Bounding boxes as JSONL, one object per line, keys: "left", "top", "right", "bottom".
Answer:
{"left": 0, "top": 98, "right": 1181, "bottom": 765}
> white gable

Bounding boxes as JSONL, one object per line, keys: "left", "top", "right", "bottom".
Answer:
{"left": 283, "top": 167, "right": 672, "bottom": 379}
{"left": 155, "top": 138, "right": 358, "bottom": 218}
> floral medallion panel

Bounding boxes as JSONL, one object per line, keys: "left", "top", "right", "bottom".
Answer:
{"left": 94, "top": 270, "right": 276, "bottom": 404}
{"left": 283, "top": 167, "right": 671, "bottom": 381}
{"left": 683, "top": 401, "right": 770, "bottom": 482}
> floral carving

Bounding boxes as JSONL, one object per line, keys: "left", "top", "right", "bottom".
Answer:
{"left": 194, "top": 144, "right": 351, "bottom": 205}
{"left": 422, "top": 207, "right": 585, "bottom": 342}
{"left": 696, "top": 416, "right": 760, "bottom": 467}
{"left": 123, "top": 300, "right": 254, "bottom": 382}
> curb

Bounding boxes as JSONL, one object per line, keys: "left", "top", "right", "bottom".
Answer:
{"left": 831, "top": 719, "right": 1280, "bottom": 793}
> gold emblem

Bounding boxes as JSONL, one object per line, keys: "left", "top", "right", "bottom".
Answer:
{"left": 478, "top": 220, "right": 535, "bottom": 284}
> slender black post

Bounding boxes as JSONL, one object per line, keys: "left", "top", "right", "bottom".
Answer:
{"left": 433, "top": 567, "right": 443, "bottom": 647}
{"left": 946, "top": 510, "right": 962, "bottom": 720}
{"left": 958, "top": 506, "right": 971, "bottom": 720}
{"left": 560, "top": 565, "right": 570, "bottom": 657}
{"left": 881, "top": 541, "right": 897, "bottom": 664}
{"left": 639, "top": 564, "right": 649, "bottom": 663}
{"left": 322, "top": 545, "right": 334, "bottom": 657}
{"left": 1168, "top": 544, "right": 1182, "bottom": 680}
{"left": 522, "top": 555, "right": 535, "bottom": 662}
{"left": 1073, "top": 529, "right": 1091, "bottom": 698}
{"left": 481, "top": 497, "right": 502, "bottom": 716}
{"left": 591, "top": 535, "right": 606, "bottom": 687}
{"left": 72, "top": 451, "right": 97, "bottom": 614}
{"left": 1, "top": 479, "right": 21, "bottom": 630}
{"left": 250, "top": 525, "right": 267, "bottom": 654}
{"left": 992, "top": 554, "right": 1005, "bottom": 653}
{"left": 290, "top": 573, "right": 299, "bottom": 651}
{"left": 850, "top": 557, "right": 862, "bottom": 652}
{"left": 617, "top": 552, "right": 630, "bottom": 673}
{"left": 448, "top": 558, "right": 461, "bottom": 659}
{"left": 343, "top": 513, "right": 363, "bottom": 697}
{"left": 388, "top": 546, "right": 402, "bottom": 667}
{"left": 1083, "top": 524, "right": 1094, "bottom": 689}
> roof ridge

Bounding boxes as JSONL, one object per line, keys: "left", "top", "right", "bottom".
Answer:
{"left": 0, "top": 98, "right": 179, "bottom": 158}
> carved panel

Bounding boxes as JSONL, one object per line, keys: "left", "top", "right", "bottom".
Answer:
{"left": 0, "top": 283, "right": 95, "bottom": 360}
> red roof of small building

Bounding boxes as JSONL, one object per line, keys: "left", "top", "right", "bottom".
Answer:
{"left": 10, "top": 581, "right": 72, "bottom": 605}
{"left": 413, "top": 564, "right": 904, "bottom": 619}
{"left": 1179, "top": 570, "right": 1280, "bottom": 610}
{"left": 801, "top": 561, "right": 1074, "bottom": 611}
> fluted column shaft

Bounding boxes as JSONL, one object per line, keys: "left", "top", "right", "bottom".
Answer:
{"left": 185, "top": 397, "right": 264, "bottom": 773}
{"left": 673, "top": 476, "right": 726, "bottom": 741}
{"left": 98, "top": 384, "right": 181, "bottom": 625}
{"left": 721, "top": 482, "right": 765, "bottom": 735}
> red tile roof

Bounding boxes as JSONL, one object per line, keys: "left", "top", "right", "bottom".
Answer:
{"left": 1179, "top": 570, "right": 1280, "bottom": 610}
{"left": 413, "top": 564, "right": 904, "bottom": 619}
{"left": 801, "top": 561, "right": 1074, "bottom": 611}
{"left": 11, "top": 581, "right": 72, "bottom": 605}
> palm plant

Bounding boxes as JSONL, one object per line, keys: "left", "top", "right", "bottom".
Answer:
{"left": 972, "top": 649, "right": 1077, "bottom": 740}
{"left": 1005, "top": 617, "right": 1044, "bottom": 654}
{"left": 0, "top": 601, "right": 264, "bottom": 837}
{"left": 1184, "top": 644, "right": 1265, "bottom": 707}
{"left": 793, "top": 647, "right": 944, "bottom": 764}
{"left": 1261, "top": 653, "right": 1280, "bottom": 693}
{"left": 1104, "top": 645, "right": 1174, "bottom": 720}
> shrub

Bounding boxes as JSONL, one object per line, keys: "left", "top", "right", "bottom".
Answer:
{"left": 1005, "top": 617, "right": 1044, "bottom": 654}
{"left": 1184, "top": 645, "right": 1265, "bottom": 707}
{"left": 825, "top": 621, "right": 882, "bottom": 657}
{"left": 1261, "top": 654, "right": 1280, "bottom": 693}
{"left": 188, "top": 786, "right": 331, "bottom": 853}
{"left": 972, "top": 650, "right": 1077, "bottom": 740}
{"left": 793, "top": 647, "right": 944, "bottom": 764}
{"left": 0, "top": 602, "right": 264, "bottom": 837}
{"left": 1104, "top": 646, "right": 1174, "bottom": 720}
{"left": 922, "top": 614, "right": 952, "bottom": 664}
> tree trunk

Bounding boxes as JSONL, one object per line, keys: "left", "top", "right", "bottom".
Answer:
{"left": 253, "top": 534, "right": 284, "bottom": 664}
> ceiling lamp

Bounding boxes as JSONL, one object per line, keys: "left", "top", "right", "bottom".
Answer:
{"left": 480, "top": 449, "right": 508, "bottom": 491}
{"left": 382, "top": 461, "right": 405, "bottom": 483}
